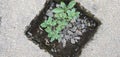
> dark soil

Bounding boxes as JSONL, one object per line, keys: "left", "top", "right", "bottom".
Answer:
{"left": 25, "top": 0, "right": 101, "bottom": 57}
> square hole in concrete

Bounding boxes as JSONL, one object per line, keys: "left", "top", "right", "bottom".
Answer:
{"left": 25, "top": 0, "right": 101, "bottom": 57}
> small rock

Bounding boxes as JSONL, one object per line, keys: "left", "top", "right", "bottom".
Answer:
{"left": 64, "top": 35, "right": 70, "bottom": 40}
{"left": 49, "top": 7, "right": 52, "bottom": 10}
{"left": 75, "top": 22, "right": 80, "bottom": 25}
{"left": 92, "top": 23, "right": 96, "bottom": 27}
{"left": 46, "top": 11, "right": 53, "bottom": 17}
{"left": 74, "top": 37, "right": 80, "bottom": 40}
{"left": 51, "top": 49, "right": 54, "bottom": 52}
{"left": 71, "top": 39, "right": 75, "bottom": 44}
{"left": 81, "top": 29, "right": 86, "bottom": 33}
{"left": 44, "top": 16, "right": 47, "bottom": 20}
{"left": 77, "top": 19, "right": 81, "bottom": 22}
{"left": 54, "top": 49, "right": 57, "bottom": 52}
{"left": 81, "top": 20, "right": 84, "bottom": 23}
{"left": 56, "top": 4, "right": 60, "bottom": 7}
{"left": 87, "top": 22, "right": 91, "bottom": 26}
{"left": 77, "top": 25, "right": 82, "bottom": 29}
{"left": 73, "top": 33, "right": 78, "bottom": 37}
{"left": 75, "top": 40, "right": 78, "bottom": 42}
{"left": 71, "top": 19, "right": 76, "bottom": 23}
{"left": 60, "top": 34, "right": 64, "bottom": 37}
{"left": 67, "top": 24, "right": 72, "bottom": 27}
{"left": 62, "top": 39, "right": 66, "bottom": 47}
{"left": 76, "top": 30, "right": 82, "bottom": 35}
{"left": 70, "top": 27, "right": 77, "bottom": 32}
{"left": 67, "top": 30, "right": 73, "bottom": 35}
{"left": 81, "top": 24, "right": 85, "bottom": 29}
{"left": 58, "top": 38, "right": 62, "bottom": 43}
{"left": 46, "top": 9, "right": 50, "bottom": 13}
{"left": 84, "top": 19, "right": 87, "bottom": 23}
{"left": 28, "top": 32, "right": 32, "bottom": 36}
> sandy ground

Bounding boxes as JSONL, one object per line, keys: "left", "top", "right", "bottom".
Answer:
{"left": 0, "top": 0, "right": 120, "bottom": 57}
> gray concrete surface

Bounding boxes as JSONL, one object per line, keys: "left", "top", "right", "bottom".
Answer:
{"left": 0, "top": 0, "right": 120, "bottom": 57}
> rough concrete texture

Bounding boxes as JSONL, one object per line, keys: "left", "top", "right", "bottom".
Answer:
{"left": 0, "top": 0, "right": 120, "bottom": 57}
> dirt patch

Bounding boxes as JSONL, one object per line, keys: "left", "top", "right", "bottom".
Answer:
{"left": 25, "top": 0, "right": 101, "bottom": 57}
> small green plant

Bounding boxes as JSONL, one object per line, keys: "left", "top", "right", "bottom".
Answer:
{"left": 40, "top": 0, "right": 80, "bottom": 42}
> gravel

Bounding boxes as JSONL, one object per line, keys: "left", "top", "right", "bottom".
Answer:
{"left": 59, "top": 16, "right": 94, "bottom": 47}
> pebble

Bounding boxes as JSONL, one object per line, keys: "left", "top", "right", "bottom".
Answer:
{"left": 46, "top": 9, "right": 50, "bottom": 13}
{"left": 87, "top": 22, "right": 91, "bottom": 26}
{"left": 81, "top": 24, "right": 85, "bottom": 29}
{"left": 92, "top": 23, "right": 96, "bottom": 27}
{"left": 67, "top": 30, "right": 73, "bottom": 35}
{"left": 71, "top": 39, "right": 75, "bottom": 44}
{"left": 60, "top": 34, "right": 64, "bottom": 37}
{"left": 51, "top": 49, "right": 54, "bottom": 52}
{"left": 70, "top": 27, "right": 77, "bottom": 32}
{"left": 64, "top": 35, "right": 70, "bottom": 40}
{"left": 76, "top": 30, "right": 82, "bottom": 35}
{"left": 76, "top": 25, "right": 82, "bottom": 29}
{"left": 67, "top": 24, "right": 72, "bottom": 27}
{"left": 62, "top": 39, "right": 66, "bottom": 47}
{"left": 75, "top": 40, "right": 78, "bottom": 42}
{"left": 44, "top": 16, "right": 47, "bottom": 20}
{"left": 27, "top": 32, "right": 32, "bottom": 36}
{"left": 81, "top": 29, "right": 86, "bottom": 33}
{"left": 46, "top": 10, "right": 53, "bottom": 17}
{"left": 74, "top": 37, "right": 80, "bottom": 40}
{"left": 81, "top": 20, "right": 84, "bottom": 23}
{"left": 77, "top": 19, "right": 81, "bottom": 22}
{"left": 49, "top": 7, "right": 52, "bottom": 10}
{"left": 56, "top": 4, "right": 60, "bottom": 7}
{"left": 71, "top": 19, "right": 76, "bottom": 23}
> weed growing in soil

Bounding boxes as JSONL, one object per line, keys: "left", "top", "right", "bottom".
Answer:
{"left": 40, "top": 0, "right": 80, "bottom": 42}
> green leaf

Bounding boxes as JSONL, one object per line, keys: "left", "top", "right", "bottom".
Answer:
{"left": 59, "top": 13, "right": 63, "bottom": 17}
{"left": 57, "top": 20, "right": 61, "bottom": 24}
{"left": 61, "top": 20, "right": 68, "bottom": 25}
{"left": 48, "top": 32, "right": 54, "bottom": 38}
{"left": 52, "top": 8, "right": 64, "bottom": 13}
{"left": 50, "top": 37, "right": 56, "bottom": 42}
{"left": 54, "top": 14, "right": 60, "bottom": 18}
{"left": 68, "top": 16, "right": 72, "bottom": 20}
{"left": 71, "top": 12, "right": 76, "bottom": 17}
{"left": 76, "top": 12, "right": 80, "bottom": 16}
{"left": 47, "top": 17, "right": 53, "bottom": 25}
{"left": 54, "top": 34, "right": 60, "bottom": 39}
{"left": 62, "top": 13, "right": 67, "bottom": 18}
{"left": 60, "top": 25, "right": 65, "bottom": 29}
{"left": 56, "top": 26, "right": 62, "bottom": 32}
{"left": 60, "top": 2, "right": 66, "bottom": 8}
{"left": 47, "top": 17, "right": 52, "bottom": 22}
{"left": 40, "top": 23, "right": 47, "bottom": 27}
{"left": 52, "top": 20, "right": 57, "bottom": 26}
{"left": 76, "top": 12, "right": 80, "bottom": 17}
{"left": 45, "top": 27, "right": 51, "bottom": 33}
{"left": 71, "top": 8, "right": 76, "bottom": 12}
{"left": 67, "top": 1, "right": 76, "bottom": 9}
{"left": 67, "top": 10, "right": 72, "bottom": 17}
{"left": 48, "top": 34, "right": 52, "bottom": 37}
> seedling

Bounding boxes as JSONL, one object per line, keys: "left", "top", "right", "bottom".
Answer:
{"left": 40, "top": 0, "right": 80, "bottom": 42}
